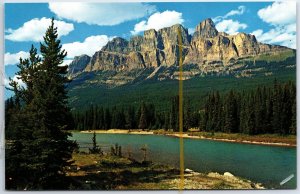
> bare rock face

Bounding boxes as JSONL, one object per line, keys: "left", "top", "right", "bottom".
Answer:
{"left": 102, "top": 37, "right": 129, "bottom": 53}
{"left": 193, "top": 18, "right": 219, "bottom": 39}
{"left": 231, "top": 33, "right": 260, "bottom": 56}
{"left": 84, "top": 24, "right": 190, "bottom": 71}
{"left": 69, "top": 18, "right": 293, "bottom": 80}
{"left": 67, "top": 54, "right": 91, "bottom": 77}
{"left": 128, "top": 36, "right": 143, "bottom": 52}
{"left": 85, "top": 49, "right": 128, "bottom": 71}
{"left": 158, "top": 24, "right": 190, "bottom": 66}
{"left": 183, "top": 22, "right": 290, "bottom": 73}
{"left": 185, "top": 35, "right": 239, "bottom": 66}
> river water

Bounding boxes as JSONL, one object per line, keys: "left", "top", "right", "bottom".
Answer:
{"left": 70, "top": 132, "right": 296, "bottom": 189}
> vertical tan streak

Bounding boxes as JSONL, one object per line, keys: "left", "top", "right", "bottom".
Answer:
{"left": 177, "top": 27, "right": 184, "bottom": 191}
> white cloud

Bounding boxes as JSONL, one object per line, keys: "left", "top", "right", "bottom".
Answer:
{"left": 252, "top": 1, "right": 296, "bottom": 49}
{"left": 258, "top": 1, "right": 296, "bottom": 26}
{"left": 4, "top": 78, "right": 9, "bottom": 87}
{"left": 188, "top": 28, "right": 195, "bottom": 35}
{"left": 49, "top": 2, "right": 156, "bottom": 26}
{"left": 215, "top": 19, "right": 247, "bottom": 35}
{"left": 213, "top": 6, "right": 247, "bottom": 35}
{"left": 251, "top": 27, "right": 296, "bottom": 49}
{"left": 225, "top": 5, "right": 246, "bottom": 18}
{"left": 4, "top": 75, "right": 25, "bottom": 88}
{"left": 5, "top": 17, "right": 74, "bottom": 42}
{"left": 213, "top": 6, "right": 246, "bottom": 23}
{"left": 251, "top": 29, "right": 263, "bottom": 38}
{"left": 62, "top": 59, "right": 74, "bottom": 66}
{"left": 62, "top": 35, "right": 114, "bottom": 58}
{"left": 5, "top": 51, "right": 29, "bottom": 66}
{"left": 131, "top": 10, "right": 184, "bottom": 35}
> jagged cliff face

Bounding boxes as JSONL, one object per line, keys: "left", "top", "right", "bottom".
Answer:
{"left": 68, "top": 54, "right": 91, "bottom": 77}
{"left": 193, "top": 18, "right": 218, "bottom": 39}
{"left": 69, "top": 18, "right": 293, "bottom": 83}
{"left": 185, "top": 19, "right": 287, "bottom": 69}
{"left": 84, "top": 24, "right": 190, "bottom": 72}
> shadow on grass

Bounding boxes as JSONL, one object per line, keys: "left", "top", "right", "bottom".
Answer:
{"left": 67, "top": 161, "right": 180, "bottom": 190}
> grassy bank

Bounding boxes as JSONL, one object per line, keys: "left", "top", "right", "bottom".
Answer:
{"left": 158, "top": 131, "right": 296, "bottom": 147}
{"left": 65, "top": 152, "right": 264, "bottom": 190}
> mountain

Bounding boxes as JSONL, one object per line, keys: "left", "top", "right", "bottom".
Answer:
{"left": 67, "top": 18, "right": 295, "bottom": 86}
{"left": 66, "top": 18, "right": 296, "bottom": 110}
{"left": 67, "top": 54, "right": 91, "bottom": 78}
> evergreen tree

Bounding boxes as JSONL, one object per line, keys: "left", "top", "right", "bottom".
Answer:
{"left": 125, "top": 106, "right": 135, "bottom": 129}
{"left": 289, "top": 82, "right": 296, "bottom": 135}
{"left": 5, "top": 98, "right": 15, "bottom": 139}
{"left": 104, "top": 108, "right": 111, "bottom": 129}
{"left": 223, "top": 91, "right": 238, "bottom": 133}
{"left": 170, "top": 96, "right": 179, "bottom": 131}
{"left": 183, "top": 99, "right": 191, "bottom": 132}
{"left": 272, "top": 79, "right": 281, "bottom": 133}
{"left": 146, "top": 104, "right": 155, "bottom": 128}
{"left": 89, "top": 132, "right": 102, "bottom": 154}
{"left": 290, "top": 99, "right": 296, "bottom": 135}
{"left": 138, "top": 102, "right": 147, "bottom": 130}
{"left": 6, "top": 19, "right": 77, "bottom": 190}
{"left": 164, "top": 112, "right": 170, "bottom": 130}
{"left": 280, "top": 83, "right": 292, "bottom": 135}
{"left": 98, "top": 107, "right": 104, "bottom": 129}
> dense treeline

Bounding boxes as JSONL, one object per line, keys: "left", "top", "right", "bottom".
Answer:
{"left": 6, "top": 80, "right": 296, "bottom": 136}
{"left": 202, "top": 80, "right": 296, "bottom": 135}
{"left": 72, "top": 98, "right": 199, "bottom": 132}
{"left": 71, "top": 80, "right": 296, "bottom": 135}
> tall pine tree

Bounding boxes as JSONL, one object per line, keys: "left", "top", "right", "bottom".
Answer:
{"left": 6, "top": 18, "right": 77, "bottom": 190}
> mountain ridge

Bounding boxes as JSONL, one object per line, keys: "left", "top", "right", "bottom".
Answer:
{"left": 67, "top": 18, "right": 295, "bottom": 86}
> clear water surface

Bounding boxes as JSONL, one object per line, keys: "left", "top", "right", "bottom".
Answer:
{"left": 70, "top": 132, "right": 296, "bottom": 189}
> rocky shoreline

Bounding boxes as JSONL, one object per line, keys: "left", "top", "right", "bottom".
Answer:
{"left": 168, "top": 170, "right": 265, "bottom": 189}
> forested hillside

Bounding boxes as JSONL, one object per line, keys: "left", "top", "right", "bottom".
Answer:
{"left": 66, "top": 80, "right": 296, "bottom": 135}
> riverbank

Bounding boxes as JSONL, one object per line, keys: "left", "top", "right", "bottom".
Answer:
{"left": 80, "top": 129, "right": 154, "bottom": 135}
{"left": 78, "top": 129, "right": 296, "bottom": 147}
{"left": 165, "top": 133, "right": 296, "bottom": 147}
{"left": 66, "top": 152, "right": 264, "bottom": 190}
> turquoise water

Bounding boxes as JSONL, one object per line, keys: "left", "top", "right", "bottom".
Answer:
{"left": 70, "top": 132, "right": 297, "bottom": 189}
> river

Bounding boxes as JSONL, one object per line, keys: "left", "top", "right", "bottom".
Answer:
{"left": 70, "top": 132, "right": 296, "bottom": 189}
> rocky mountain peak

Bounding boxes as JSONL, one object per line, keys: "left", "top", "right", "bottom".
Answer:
{"left": 144, "top": 29, "right": 158, "bottom": 39}
{"left": 194, "top": 18, "right": 218, "bottom": 39}
{"left": 129, "top": 35, "right": 143, "bottom": 51}
{"left": 69, "top": 18, "right": 293, "bottom": 82}
{"left": 102, "top": 37, "right": 129, "bottom": 52}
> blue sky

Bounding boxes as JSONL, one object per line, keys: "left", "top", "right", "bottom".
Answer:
{"left": 4, "top": 2, "right": 297, "bottom": 98}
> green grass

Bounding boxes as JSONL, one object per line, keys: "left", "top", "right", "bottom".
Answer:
{"left": 253, "top": 50, "right": 296, "bottom": 62}
{"left": 68, "top": 152, "right": 260, "bottom": 190}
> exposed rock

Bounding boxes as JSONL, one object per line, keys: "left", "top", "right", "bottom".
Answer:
{"left": 157, "top": 24, "right": 190, "bottom": 66}
{"left": 84, "top": 24, "right": 190, "bottom": 72}
{"left": 167, "top": 171, "right": 265, "bottom": 189}
{"left": 193, "top": 18, "right": 219, "bottom": 39}
{"left": 231, "top": 33, "right": 259, "bottom": 56}
{"left": 103, "top": 37, "right": 129, "bottom": 53}
{"left": 224, "top": 172, "right": 235, "bottom": 177}
{"left": 68, "top": 18, "right": 294, "bottom": 85}
{"left": 185, "top": 168, "right": 194, "bottom": 173}
{"left": 67, "top": 54, "right": 91, "bottom": 78}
